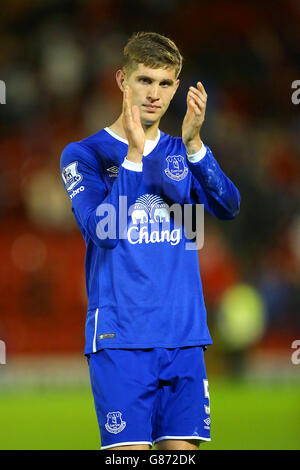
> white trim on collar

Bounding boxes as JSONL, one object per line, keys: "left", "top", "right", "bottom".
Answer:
{"left": 104, "top": 127, "right": 160, "bottom": 156}
{"left": 104, "top": 127, "right": 128, "bottom": 144}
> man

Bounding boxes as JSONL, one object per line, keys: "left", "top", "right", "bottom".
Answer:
{"left": 60, "top": 32, "right": 240, "bottom": 450}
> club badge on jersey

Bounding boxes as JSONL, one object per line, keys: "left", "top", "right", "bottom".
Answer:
{"left": 165, "top": 155, "right": 188, "bottom": 181}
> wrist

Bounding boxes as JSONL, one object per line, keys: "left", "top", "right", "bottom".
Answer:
{"left": 184, "top": 137, "right": 203, "bottom": 155}
{"left": 122, "top": 158, "right": 143, "bottom": 172}
{"left": 126, "top": 148, "right": 143, "bottom": 164}
{"left": 186, "top": 142, "right": 207, "bottom": 162}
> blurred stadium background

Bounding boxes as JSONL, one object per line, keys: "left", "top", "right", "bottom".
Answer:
{"left": 0, "top": 0, "right": 299, "bottom": 450}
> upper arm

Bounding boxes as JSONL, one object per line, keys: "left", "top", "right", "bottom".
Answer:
{"left": 60, "top": 142, "right": 107, "bottom": 228}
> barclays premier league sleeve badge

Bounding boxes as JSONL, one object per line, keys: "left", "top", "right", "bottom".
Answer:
{"left": 62, "top": 161, "right": 83, "bottom": 192}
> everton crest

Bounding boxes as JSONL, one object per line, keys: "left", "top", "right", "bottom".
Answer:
{"left": 105, "top": 411, "right": 126, "bottom": 434}
{"left": 165, "top": 155, "right": 188, "bottom": 181}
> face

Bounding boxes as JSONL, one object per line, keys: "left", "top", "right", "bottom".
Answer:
{"left": 117, "top": 63, "right": 179, "bottom": 126}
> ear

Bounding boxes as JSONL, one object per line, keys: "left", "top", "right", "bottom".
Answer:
{"left": 116, "top": 69, "right": 126, "bottom": 92}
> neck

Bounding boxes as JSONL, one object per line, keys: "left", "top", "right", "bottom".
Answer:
{"left": 109, "top": 114, "right": 160, "bottom": 141}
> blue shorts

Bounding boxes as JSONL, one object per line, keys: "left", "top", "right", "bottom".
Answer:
{"left": 87, "top": 346, "right": 211, "bottom": 450}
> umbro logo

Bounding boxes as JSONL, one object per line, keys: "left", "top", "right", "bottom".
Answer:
{"left": 107, "top": 166, "right": 119, "bottom": 177}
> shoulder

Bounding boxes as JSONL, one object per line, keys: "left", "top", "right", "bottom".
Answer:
{"left": 60, "top": 129, "right": 109, "bottom": 170}
{"left": 160, "top": 131, "right": 186, "bottom": 155}
{"left": 159, "top": 131, "right": 183, "bottom": 146}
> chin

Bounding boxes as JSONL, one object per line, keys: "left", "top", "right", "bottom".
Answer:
{"left": 141, "top": 118, "right": 157, "bottom": 127}
{"left": 141, "top": 113, "right": 160, "bottom": 127}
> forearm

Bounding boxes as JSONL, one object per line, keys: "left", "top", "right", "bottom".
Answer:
{"left": 77, "top": 161, "right": 144, "bottom": 249}
{"left": 184, "top": 136, "right": 203, "bottom": 156}
{"left": 187, "top": 144, "right": 241, "bottom": 219}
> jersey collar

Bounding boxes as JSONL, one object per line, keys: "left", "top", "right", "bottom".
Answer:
{"left": 104, "top": 127, "right": 161, "bottom": 156}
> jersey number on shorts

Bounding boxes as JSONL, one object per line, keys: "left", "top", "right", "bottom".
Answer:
{"left": 203, "top": 379, "right": 210, "bottom": 415}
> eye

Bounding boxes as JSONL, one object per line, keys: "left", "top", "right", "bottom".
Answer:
{"left": 140, "top": 78, "right": 151, "bottom": 84}
{"left": 160, "top": 81, "right": 170, "bottom": 87}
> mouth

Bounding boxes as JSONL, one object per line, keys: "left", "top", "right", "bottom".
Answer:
{"left": 142, "top": 104, "right": 161, "bottom": 113}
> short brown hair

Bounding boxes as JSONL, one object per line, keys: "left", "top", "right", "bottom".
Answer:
{"left": 123, "top": 32, "right": 183, "bottom": 78}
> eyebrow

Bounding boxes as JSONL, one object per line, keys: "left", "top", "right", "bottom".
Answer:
{"left": 136, "top": 75, "right": 174, "bottom": 86}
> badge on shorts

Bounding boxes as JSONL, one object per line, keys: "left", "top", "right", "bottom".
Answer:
{"left": 165, "top": 155, "right": 188, "bottom": 181}
{"left": 105, "top": 411, "right": 126, "bottom": 434}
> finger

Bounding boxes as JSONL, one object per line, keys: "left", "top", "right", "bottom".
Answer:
{"left": 188, "top": 90, "right": 206, "bottom": 109}
{"left": 123, "top": 86, "right": 133, "bottom": 123}
{"left": 132, "top": 105, "right": 141, "bottom": 127}
{"left": 188, "top": 98, "right": 202, "bottom": 116}
{"left": 196, "top": 81, "right": 207, "bottom": 97}
{"left": 189, "top": 93, "right": 206, "bottom": 116}
{"left": 189, "top": 89, "right": 206, "bottom": 102}
{"left": 189, "top": 86, "right": 207, "bottom": 102}
{"left": 123, "top": 86, "right": 131, "bottom": 112}
{"left": 122, "top": 86, "right": 128, "bottom": 114}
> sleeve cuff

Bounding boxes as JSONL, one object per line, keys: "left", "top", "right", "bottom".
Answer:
{"left": 121, "top": 158, "right": 143, "bottom": 172}
{"left": 187, "top": 143, "right": 207, "bottom": 163}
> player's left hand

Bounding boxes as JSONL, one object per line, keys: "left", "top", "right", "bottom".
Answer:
{"left": 182, "top": 81, "right": 207, "bottom": 154}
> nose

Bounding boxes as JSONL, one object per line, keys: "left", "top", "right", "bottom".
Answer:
{"left": 147, "top": 84, "right": 160, "bottom": 102}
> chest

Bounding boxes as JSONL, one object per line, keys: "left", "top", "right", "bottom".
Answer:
{"left": 103, "top": 149, "right": 192, "bottom": 206}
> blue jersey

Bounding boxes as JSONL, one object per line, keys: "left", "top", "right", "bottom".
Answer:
{"left": 60, "top": 128, "right": 240, "bottom": 354}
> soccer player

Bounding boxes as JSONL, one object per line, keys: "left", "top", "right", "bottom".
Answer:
{"left": 60, "top": 32, "right": 240, "bottom": 450}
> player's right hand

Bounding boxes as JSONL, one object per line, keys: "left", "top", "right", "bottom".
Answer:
{"left": 122, "top": 86, "right": 145, "bottom": 163}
